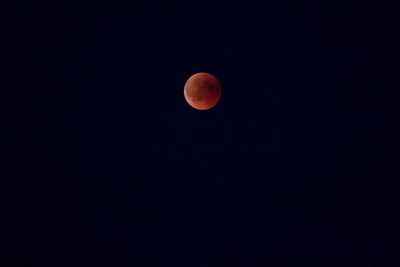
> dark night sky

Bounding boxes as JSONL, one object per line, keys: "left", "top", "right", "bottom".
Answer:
{"left": 1, "top": 1, "right": 399, "bottom": 266}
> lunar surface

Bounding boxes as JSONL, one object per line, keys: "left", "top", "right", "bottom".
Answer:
{"left": 184, "top": 72, "right": 221, "bottom": 110}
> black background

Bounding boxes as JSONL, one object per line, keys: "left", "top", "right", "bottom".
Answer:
{"left": 1, "top": 1, "right": 399, "bottom": 266}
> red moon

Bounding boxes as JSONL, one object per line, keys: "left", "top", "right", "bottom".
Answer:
{"left": 184, "top": 72, "right": 221, "bottom": 110}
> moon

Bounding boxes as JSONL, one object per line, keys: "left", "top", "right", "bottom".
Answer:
{"left": 184, "top": 72, "right": 221, "bottom": 110}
